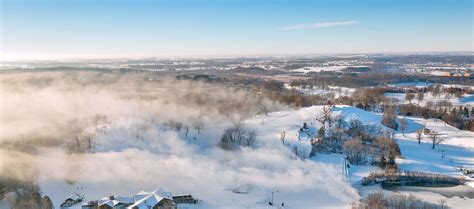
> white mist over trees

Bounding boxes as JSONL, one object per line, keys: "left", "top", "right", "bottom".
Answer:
{"left": 0, "top": 71, "right": 359, "bottom": 209}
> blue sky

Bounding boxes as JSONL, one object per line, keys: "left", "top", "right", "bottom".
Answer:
{"left": 1, "top": 0, "right": 473, "bottom": 59}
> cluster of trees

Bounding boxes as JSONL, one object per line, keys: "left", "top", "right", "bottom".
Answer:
{"left": 385, "top": 85, "right": 473, "bottom": 97}
{"left": 309, "top": 107, "right": 400, "bottom": 166}
{"left": 355, "top": 192, "right": 449, "bottom": 209}
{"left": 381, "top": 107, "right": 399, "bottom": 131}
{"left": 0, "top": 177, "right": 53, "bottom": 209}
{"left": 290, "top": 80, "right": 474, "bottom": 132}
{"left": 219, "top": 122, "right": 257, "bottom": 150}
{"left": 416, "top": 129, "right": 445, "bottom": 149}
{"left": 164, "top": 119, "right": 205, "bottom": 139}
{"left": 64, "top": 114, "right": 109, "bottom": 153}
{"left": 342, "top": 122, "right": 400, "bottom": 167}
{"left": 400, "top": 104, "right": 474, "bottom": 131}
{"left": 345, "top": 86, "right": 473, "bottom": 132}
{"left": 290, "top": 72, "right": 473, "bottom": 89}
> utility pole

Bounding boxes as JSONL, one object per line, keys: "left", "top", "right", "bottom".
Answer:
{"left": 271, "top": 190, "right": 279, "bottom": 205}
{"left": 342, "top": 156, "right": 349, "bottom": 180}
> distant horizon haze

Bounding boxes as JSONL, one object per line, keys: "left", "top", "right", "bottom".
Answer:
{"left": 1, "top": 0, "right": 473, "bottom": 60}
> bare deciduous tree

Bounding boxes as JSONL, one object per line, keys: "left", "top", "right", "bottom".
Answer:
{"left": 416, "top": 92, "right": 424, "bottom": 103}
{"left": 280, "top": 131, "right": 286, "bottom": 144}
{"left": 219, "top": 121, "right": 257, "bottom": 150}
{"left": 416, "top": 129, "right": 423, "bottom": 145}
{"left": 316, "top": 105, "right": 332, "bottom": 128}
{"left": 428, "top": 130, "right": 444, "bottom": 149}
{"left": 381, "top": 107, "right": 398, "bottom": 130}
{"left": 245, "top": 129, "right": 257, "bottom": 146}
{"left": 405, "top": 93, "right": 415, "bottom": 104}
{"left": 399, "top": 116, "right": 408, "bottom": 136}
{"left": 343, "top": 139, "right": 365, "bottom": 164}
{"left": 193, "top": 121, "right": 204, "bottom": 134}
{"left": 432, "top": 85, "right": 442, "bottom": 98}
{"left": 184, "top": 126, "right": 189, "bottom": 139}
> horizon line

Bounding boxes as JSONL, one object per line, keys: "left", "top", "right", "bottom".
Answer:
{"left": 1, "top": 50, "right": 474, "bottom": 62}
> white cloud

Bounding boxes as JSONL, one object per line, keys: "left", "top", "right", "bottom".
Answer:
{"left": 282, "top": 21, "right": 357, "bottom": 30}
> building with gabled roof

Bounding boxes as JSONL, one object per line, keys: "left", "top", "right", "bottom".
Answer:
{"left": 127, "top": 191, "right": 175, "bottom": 209}
{"left": 97, "top": 195, "right": 133, "bottom": 209}
{"left": 60, "top": 193, "right": 84, "bottom": 208}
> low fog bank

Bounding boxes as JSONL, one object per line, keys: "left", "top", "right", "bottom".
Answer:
{"left": 0, "top": 71, "right": 358, "bottom": 208}
{"left": 0, "top": 70, "right": 281, "bottom": 187}
{"left": 34, "top": 120, "right": 358, "bottom": 208}
{"left": 0, "top": 71, "right": 281, "bottom": 144}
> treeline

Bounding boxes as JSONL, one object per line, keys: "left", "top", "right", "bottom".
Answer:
{"left": 290, "top": 73, "right": 473, "bottom": 88}
{"left": 332, "top": 87, "right": 474, "bottom": 132}
{"left": 355, "top": 192, "right": 450, "bottom": 209}
{"left": 399, "top": 104, "right": 474, "bottom": 131}
{"left": 220, "top": 78, "right": 332, "bottom": 107}
{"left": 179, "top": 73, "right": 474, "bottom": 131}
{"left": 384, "top": 85, "right": 474, "bottom": 95}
